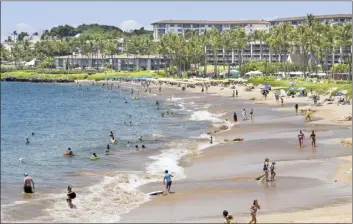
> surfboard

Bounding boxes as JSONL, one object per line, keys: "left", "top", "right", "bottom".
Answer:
{"left": 148, "top": 190, "right": 164, "bottom": 196}
{"left": 255, "top": 174, "right": 265, "bottom": 181}
{"left": 90, "top": 157, "right": 100, "bottom": 160}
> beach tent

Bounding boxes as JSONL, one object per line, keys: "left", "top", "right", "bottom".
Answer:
{"left": 228, "top": 70, "right": 240, "bottom": 78}
{"left": 264, "top": 85, "right": 271, "bottom": 91}
{"left": 289, "top": 71, "right": 304, "bottom": 77}
{"left": 317, "top": 73, "right": 327, "bottom": 77}
{"left": 279, "top": 89, "right": 287, "bottom": 97}
{"left": 245, "top": 70, "right": 263, "bottom": 77}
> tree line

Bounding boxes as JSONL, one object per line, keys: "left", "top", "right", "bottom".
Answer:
{"left": 1, "top": 15, "right": 352, "bottom": 78}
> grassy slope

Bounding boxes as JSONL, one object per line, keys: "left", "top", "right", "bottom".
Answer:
{"left": 0, "top": 70, "right": 165, "bottom": 81}
{"left": 248, "top": 77, "right": 352, "bottom": 98}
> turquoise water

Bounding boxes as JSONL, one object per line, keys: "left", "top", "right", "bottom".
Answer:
{"left": 0, "top": 82, "right": 209, "bottom": 211}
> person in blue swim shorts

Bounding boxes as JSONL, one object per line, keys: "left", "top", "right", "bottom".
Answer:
{"left": 163, "top": 170, "right": 173, "bottom": 193}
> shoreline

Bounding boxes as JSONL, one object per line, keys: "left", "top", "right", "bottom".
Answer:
{"left": 116, "top": 80, "right": 352, "bottom": 223}
{"left": 2, "top": 80, "right": 351, "bottom": 223}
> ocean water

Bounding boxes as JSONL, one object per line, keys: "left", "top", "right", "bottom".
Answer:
{"left": 0, "top": 82, "right": 221, "bottom": 223}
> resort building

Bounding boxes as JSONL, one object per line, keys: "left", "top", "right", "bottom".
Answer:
{"left": 152, "top": 20, "right": 270, "bottom": 40}
{"left": 54, "top": 54, "right": 164, "bottom": 71}
{"left": 152, "top": 13, "right": 352, "bottom": 68}
{"left": 269, "top": 14, "right": 352, "bottom": 26}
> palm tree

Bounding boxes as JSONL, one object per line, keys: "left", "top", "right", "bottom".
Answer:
{"left": 108, "top": 39, "right": 118, "bottom": 71}
{"left": 208, "top": 28, "right": 220, "bottom": 77}
{"left": 335, "top": 22, "right": 352, "bottom": 80}
{"left": 277, "top": 22, "right": 294, "bottom": 76}
{"left": 220, "top": 30, "right": 232, "bottom": 75}
{"left": 253, "top": 30, "right": 267, "bottom": 61}
{"left": 232, "top": 27, "right": 246, "bottom": 76}
{"left": 12, "top": 31, "right": 18, "bottom": 42}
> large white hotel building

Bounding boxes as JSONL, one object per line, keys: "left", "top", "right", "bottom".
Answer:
{"left": 152, "top": 14, "right": 352, "bottom": 67}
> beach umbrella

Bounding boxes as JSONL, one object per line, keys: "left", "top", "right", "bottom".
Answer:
{"left": 264, "top": 84, "right": 271, "bottom": 90}
{"left": 298, "top": 87, "right": 306, "bottom": 91}
{"left": 336, "top": 92, "right": 344, "bottom": 96}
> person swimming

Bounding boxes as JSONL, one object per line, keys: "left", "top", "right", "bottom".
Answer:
{"left": 142, "top": 145, "right": 146, "bottom": 149}
{"left": 31, "top": 132, "right": 34, "bottom": 136}
{"left": 135, "top": 145, "right": 139, "bottom": 150}
{"left": 65, "top": 148, "right": 73, "bottom": 156}
{"left": 92, "top": 153, "right": 98, "bottom": 158}
{"left": 26, "top": 138, "right": 29, "bottom": 144}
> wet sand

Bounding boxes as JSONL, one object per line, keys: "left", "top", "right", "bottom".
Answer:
{"left": 115, "top": 81, "right": 352, "bottom": 223}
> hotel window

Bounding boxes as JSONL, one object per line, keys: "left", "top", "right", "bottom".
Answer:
{"left": 159, "top": 24, "right": 166, "bottom": 28}
{"left": 193, "top": 24, "right": 200, "bottom": 28}
{"left": 200, "top": 24, "right": 205, "bottom": 27}
{"left": 170, "top": 24, "right": 175, "bottom": 27}
{"left": 249, "top": 24, "right": 252, "bottom": 27}
{"left": 177, "top": 29, "right": 183, "bottom": 32}
{"left": 178, "top": 24, "right": 182, "bottom": 27}
{"left": 340, "top": 18, "right": 345, "bottom": 22}
{"left": 183, "top": 24, "right": 191, "bottom": 28}
{"left": 223, "top": 24, "right": 230, "bottom": 28}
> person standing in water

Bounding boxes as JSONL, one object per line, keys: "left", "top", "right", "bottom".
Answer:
{"left": 310, "top": 130, "right": 316, "bottom": 147}
{"left": 210, "top": 136, "right": 213, "bottom": 144}
{"left": 236, "top": 90, "right": 238, "bottom": 97}
{"left": 298, "top": 130, "right": 305, "bottom": 147}
{"left": 23, "top": 173, "right": 35, "bottom": 194}
{"left": 232, "top": 90, "right": 235, "bottom": 97}
{"left": 26, "top": 138, "right": 29, "bottom": 144}
{"left": 66, "top": 185, "right": 76, "bottom": 209}
{"left": 233, "top": 112, "right": 238, "bottom": 123}
{"left": 249, "top": 200, "right": 260, "bottom": 224}
{"left": 263, "top": 160, "right": 269, "bottom": 182}
{"left": 163, "top": 170, "right": 173, "bottom": 193}
{"left": 250, "top": 109, "right": 254, "bottom": 120}
{"left": 295, "top": 104, "right": 299, "bottom": 115}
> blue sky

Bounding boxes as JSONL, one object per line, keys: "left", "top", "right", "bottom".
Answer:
{"left": 1, "top": 1, "right": 351, "bottom": 39}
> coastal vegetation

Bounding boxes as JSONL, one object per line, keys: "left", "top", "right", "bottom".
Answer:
{"left": 1, "top": 15, "right": 352, "bottom": 79}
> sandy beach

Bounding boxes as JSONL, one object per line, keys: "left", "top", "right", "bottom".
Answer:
{"left": 75, "top": 79, "right": 352, "bottom": 223}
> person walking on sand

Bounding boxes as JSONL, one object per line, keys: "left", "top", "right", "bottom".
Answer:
{"left": 295, "top": 104, "right": 299, "bottom": 115}
{"left": 263, "top": 160, "right": 269, "bottom": 182}
{"left": 250, "top": 109, "right": 253, "bottom": 120}
{"left": 270, "top": 162, "right": 276, "bottom": 181}
{"left": 310, "top": 130, "right": 316, "bottom": 147}
{"left": 281, "top": 97, "right": 284, "bottom": 107}
{"left": 232, "top": 90, "right": 235, "bottom": 97}
{"left": 163, "top": 170, "right": 173, "bottom": 193}
{"left": 210, "top": 136, "right": 213, "bottom": 144}
{"left": 249, "top": 200, "right": 260, "bottom": 224}
{"left": 298, "top": 130, "right": 305, "bottom": 147}
{"left": 242, "top": 109, "right": 247, "bottom": 121}
{"left": 223, "top": 210, "right": 234, "bottom": 224}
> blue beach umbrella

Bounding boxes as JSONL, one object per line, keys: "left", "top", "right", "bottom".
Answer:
{"left": 264, "top": 85, "right": 271, "bottom": 90}
{"left": 336, "top": 92, "right": 344, "bottom": 96}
